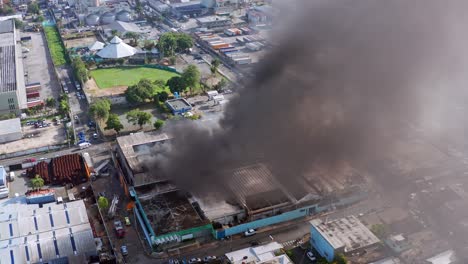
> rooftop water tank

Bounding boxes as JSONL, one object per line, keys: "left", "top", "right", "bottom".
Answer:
{"left": 85, "top": 13, "right": 100, "bottom": 26}
{"left": 100, "top": 12, "right": 115, "bottom": 25}
{"left": 116, "top": 10, "right": 131, "bottom": 22}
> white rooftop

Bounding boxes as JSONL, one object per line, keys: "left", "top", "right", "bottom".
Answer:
{"left": 310, "top": 215, "right": 380, "bottom": 252}
{"left": 225, "top": 242, "right": 291, "bottom": 264}
{"left": 88, "top": 40, "right": 104, "bottom": 51}
{"left": 0, "top": 118, "right": 21, "bottom": 135}
{"left": 97, "top": 36, "right": 137, "bottom": 58}
{"left": 426, "top": 250, "right": 457, "bottom": 264}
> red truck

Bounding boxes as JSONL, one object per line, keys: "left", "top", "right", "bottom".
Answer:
{"left": 114, "top": 220, "right": 125, "bottom": 238}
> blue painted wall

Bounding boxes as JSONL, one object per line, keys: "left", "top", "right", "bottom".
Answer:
{"left": 216, "top": 204, "right": 317, "bottom": 239}
{"left": 310, "top": 225, "right": 336, "bottom": 262}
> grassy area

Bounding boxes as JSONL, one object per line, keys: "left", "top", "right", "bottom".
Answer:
{"left": 91, "top": 67, "right": 179, "bottom": 89}
{"left": 44, "top": 26, "right": 68, "bottom": 66}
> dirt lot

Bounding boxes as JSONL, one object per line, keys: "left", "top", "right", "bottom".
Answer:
{"left": 0, "top": 122, "right": 67, "bottom": 155}
{"left": 64, "top": 36, "right": 97, "bottom": 49}
{"left": 85, "top": 78, "right": 127, "bottom": 97}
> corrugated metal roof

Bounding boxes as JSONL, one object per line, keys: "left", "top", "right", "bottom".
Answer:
{"left": 0, "top": 200, "right": 96, "bottom": 263}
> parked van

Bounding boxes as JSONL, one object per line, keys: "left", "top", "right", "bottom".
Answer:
{"left": 78, "top": 142, "right": 91, "bottom": 149}
{"left": 9, "top": 172, "right": 15, "bottom": 181}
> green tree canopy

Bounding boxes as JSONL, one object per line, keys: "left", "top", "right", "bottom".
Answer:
{"left": 166, "top": 76, "right": 186, "bottom": 94}
{"left": 45, "top": 97, "right": 56, "bottom": 109}
{"left": 89, "top": 98, "right": 111, "bottom": 125}
{"left": 370, "top": 223, "right": 388, "bottom": 239}
{"left": 126, "top": 109, "right": 152, "bottom": 129}
{"left": 27, "top": 2, "right": 40, "bottom": 15}
{"left": 31, "top": 175, "right": 44, "bottom": 190}
{"left": 125, "top": 78, "right": 155, "bottom": 104}
{"left": 153, "top": 119, "right": 164, "bottom": 130}
{"left": 153, "top": 91, "right": 169, "bottom": 103}
{"left": 182, "top": 65, "right": 200, "bottom": 94}
{"left": 105, "top": 113, "right": 124, "bottom": 133}
{"left": 98, "top": 196, "right": 109, "bottom": 209}
{"left": 72, "top": 57, "right": 89, "bottom": 84}
{"left": 157, "top": 32, "right": 193, "bottom": 57}
{"left": 58, "top": 98, "right": 70, "bottom": 115}
{"left": 210, "top": 58, "right": 221, "bottom": 75}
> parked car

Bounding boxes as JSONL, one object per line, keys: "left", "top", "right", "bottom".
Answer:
{"left": 244, "top": 229, "right": 256, "bottom": 237}
{"left": 203, "top": 256, "right": 217, "bottom": 262}
{"left": 120, "top": 245, "right": 128, "bottom": 256}
{"left": 114, "top": 220, "right": 125, "bottom": 238}
{"left": 24, "top": 158, "right": 36, "bottom": 163}
{"left": 74, "top": 115, "right": 79, "bottom": 120}
{"left": 189, "top": 258, "right": 202, "bottom": 263}
{"left": 306, "top": 251, "right": 316, "bottom": 262}
{"left": 124, "top": 216, "right": 131, "bottom": 226}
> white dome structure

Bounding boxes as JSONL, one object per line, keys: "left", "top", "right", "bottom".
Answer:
{"left": 116, "top": 10, "right": 132, "bottom": 22}
{"left": 88, "top": 41, "right": 105, "bottom": 51}
{"left": 96, "top": 36, "right": 137, "bottom": 58}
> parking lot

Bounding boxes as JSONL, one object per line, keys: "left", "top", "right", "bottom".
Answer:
{"left": 0, "top": 119, "right": 67, "bottom": 155}
{"left": 21, "top": 31, "right": 61, "bottom": 101}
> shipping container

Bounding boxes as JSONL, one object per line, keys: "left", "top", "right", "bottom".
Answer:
{"left": 219, "top": 47, "right": 237, "bottom": 52}
{"left": 212, "top": 43, "right": 230, "bottom": 50}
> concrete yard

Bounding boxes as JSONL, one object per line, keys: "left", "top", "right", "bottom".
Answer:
{"left": 21, "top": 31, "right": 61, "bottom": 101}
{"left": 0, "top": 123, "right": 67, "bottom": 155}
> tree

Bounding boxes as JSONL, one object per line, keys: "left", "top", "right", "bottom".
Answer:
{"left": 125, "top": 79, "right": 155, "bottom": 104}
{"left": 89, "top": 98, "right": 111, "bottom": 126}
{"left": 0, "top": 5, "right": 14, "bottom": 15}
{"left": 13, "top": 19, "right": 24, "bottom": 30}
{"left": 334, "top": 254, "right": 347, "bottom": 264}
{"left": 157, "top": 33, "right": 177, "bottom": 56}
{"left": 214, "top": 78, "right": 228, "bottom": 91}
{"left": 143, "top": 40, "right": 155, "bottom": 50}
{"left": 98, "top": 196, "right": 109, "bottom": 210}
{"left": 27, "top": 2, "right": 40, "bottom": 15}
{"left": 35, "top": 15, "right": 45, "bottom": 22}
{"left": 45, "top": 97, "right": 56, "bottom": 109}
{"left": 182, "top": 65, "right": 200, "bottom": 94}
{"left": 175, "top": 33, "right": 193, "bottom": 52}
{"left": 210, "top": 58, "right": 221, "bottom": 75}
{"left": 169, "top": 56, "right": 176, "bottom": 65}
{"left": 72, "top": 57, "right": 89, "bottom": 84}
{"left": 370, "top": 223, "right": 388, "bottom": 239}
{"left": 166, "top": 76, "right": 186, "bottom": 94}
{"left": 153, "top": 119, "right": 164, "bottom": 130}
{"left": 124, "top": 32, "right": 140, "bottom": 46}
{"left": 153, "top": 91, "right": 169, "bottom": 103}
{"left": 110, "top": 29, "right": 120, "bottom": 37}
{"left": 31, "top": 175, "right": 44, "bottom": 190}
{"left": 105, "top": 113, "right": 124, "bottom": 133}
{"left": 58, "top": 99, "right": 70, "bottom": 115}
{"left": 126, "top": 109, "right": 152, "bottom": 129}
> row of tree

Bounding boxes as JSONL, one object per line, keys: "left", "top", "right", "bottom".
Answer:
{"left": 72, "top": 57, "right": 89, "bottom": 85}
{"left": 157, "top": 32, "right": 193, "bottom": 57}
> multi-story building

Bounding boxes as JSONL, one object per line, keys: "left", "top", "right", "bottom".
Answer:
{"left": 0, "top": 20, "right": 27, "bottom": 115}
{"left": 310, "top": 216, "right": 381, "bottom": 262}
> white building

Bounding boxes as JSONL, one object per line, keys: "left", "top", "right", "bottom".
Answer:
{"left": 0, "top": 167, "right": 8, "bottom": 199}
{"left": 0, "top": 199, "right": 97, "bottom": 263}
{"left": 0, "top": 118, "right": 22, "bottom": 143}
{"left": 225, "top": 242, "right": 292, "bottom": 264}
{"left": 0, "top": 20, "right": 27, "bottom": 115}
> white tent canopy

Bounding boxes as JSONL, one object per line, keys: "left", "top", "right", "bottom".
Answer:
{"left": 96, "top": 36, "right": 137, "bottom": 59}
{"left": 88, "top": 41, "right": 105, "bottom": 51}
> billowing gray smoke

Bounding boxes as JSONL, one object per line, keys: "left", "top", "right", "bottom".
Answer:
{"left": 153, "top": 0, "right": 468, "bottom": 197}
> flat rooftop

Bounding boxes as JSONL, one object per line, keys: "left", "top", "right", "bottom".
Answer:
{"left": 0, "top": 118, "right": 21, "bottom": 135}
{"left": 166, "top": 98, "right": 191, "bottom": 111}
{"left": 0, "top": 20, "right": 16, "bottom": 93}
{"left": 140, "top": 191, "right": 209, "bottom": 236}
{"left": 197, "top": 15, "right": 230, "bottom": 23}
{"left": 117, "top": 132, "right": 171, "bottom": 186}
{"left": 311, "top": 215, "right": 380, "bottom": 252}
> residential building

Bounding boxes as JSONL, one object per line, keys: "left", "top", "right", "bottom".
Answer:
{"left": 310, "top": 216, "right": 381, "bottom": 262}
{"left": 0, "top": 118, "right": 22, "bottom": 143}
{"left": 225, "top": 242, "right": 292, "bottom": 264}
{"left": 0, "top": 20, "right": 27, "bottom": 115}
{"left": 0, "top": 199, "right": 97, "bottom": 263}
{"left": 196, "top": 15, "right": 231, "bottom": 29}
{"left": 0, "top": 166, "right": 8, "bottom": 199}
{"left": 170, "top": 1, "right": 206, "bottom": 18}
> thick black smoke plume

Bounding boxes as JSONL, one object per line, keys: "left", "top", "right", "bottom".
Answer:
{"left": 153, "top": 0, "right": 468, "bottom": 197}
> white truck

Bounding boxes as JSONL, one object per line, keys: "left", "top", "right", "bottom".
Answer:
{"left": 78, "top": 142, "right": 91, "bottom": 149}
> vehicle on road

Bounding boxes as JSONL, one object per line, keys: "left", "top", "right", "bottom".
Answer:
{"left": 306, "top": 251, "right": 316, "bottom": 262}
{"left": 24, "top": 158, "right": 36, "bottom": 163}
{"left": 124, "top": 216, "right": 131, "bottom": 226}
{"left": 78, "top": 142, "right": 91, "bottom": 149}
{"left": 93, "top": 133, "right": 98, "bottom": 139}
{"left": 203, "top": 256, "right": 217, "bottom": 262}
{"left": 244, "top": 229, "right": 256, "bottom": 237}
{"left": 9, "top": 172, "right": 15, "bottom": 181}
{"left": 120, "top": 245, "right": 128, "bottom": 256}
{"left": 74, "top": 115, "right": 78, "bottom": 120}
{"left": 114, "top": 220, "right": 125, "bottom": 238}
{"left": 189, "top": 258, "right": 202, "bottom": 263}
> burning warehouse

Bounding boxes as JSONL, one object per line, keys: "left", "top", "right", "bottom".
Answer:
{"left": 114, "top": 132, "right": 368, "bottom": 250}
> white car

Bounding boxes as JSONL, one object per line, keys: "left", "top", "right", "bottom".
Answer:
{"left": 306, "top": 251, "right": 316, "bottom": 262}
{"left": 244, "top": 229, "right": 256, "bottom": 237}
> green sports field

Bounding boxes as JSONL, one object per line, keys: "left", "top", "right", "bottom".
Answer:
{"left": 90, "top": 67, "right": 179, "bottom": 89}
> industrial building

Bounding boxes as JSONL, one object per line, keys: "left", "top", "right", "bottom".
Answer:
{"left": 225, "top": 242, "right": 292, "bottom": 264}
{"left": 114, "top": 132, "right": 369, "bottom": 252}
{"left": 0, "top": 20, "right": 27, "bottom": 115}
{"left": 196, "top": 15, "right": 231, "bottom": 29}
{"left": 165, "top": 98, "right": 192, "bottom": 115}
{"left": 0, "top": 118, "right": 22, "bottom": 143}
{"left": 170, "top": 1, "right": 206, "bottom": 18}
{"left": 0, "top": 166, "right": 8, "bottom": 199}
{"left": 0, "top": 199, "right": 97, "bottom": 263}
{"left": 310, "top": 216, "right": 381, "bottom": 262}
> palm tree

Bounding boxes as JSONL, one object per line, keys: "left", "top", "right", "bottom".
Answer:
{"left": 31, "top": 175, "right": 44, "bottom": 190}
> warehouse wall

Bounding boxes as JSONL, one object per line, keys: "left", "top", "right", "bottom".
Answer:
{"left": 0, "top": 131, "right": 23, "bottom": 144}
